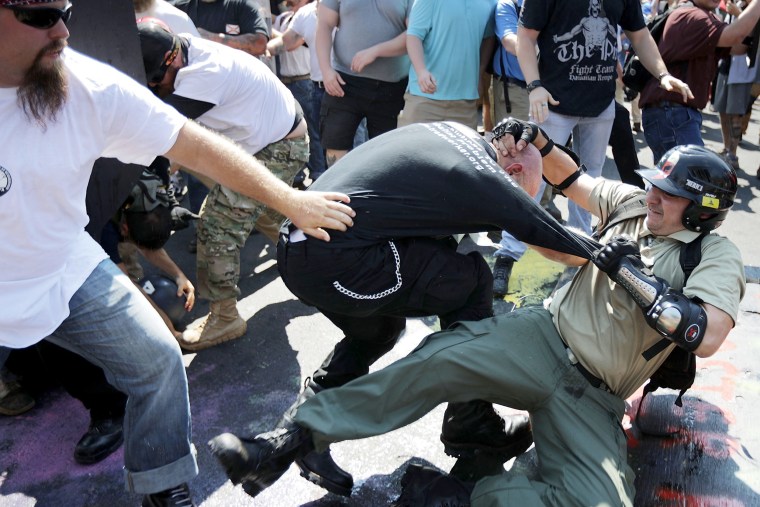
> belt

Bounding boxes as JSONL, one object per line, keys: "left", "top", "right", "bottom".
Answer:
{"left": 280, "top": 74, "right": 310, "bottom": 84}
{"left": 563, "top": 342, "right": 613, "bottom": 394}
{"left": 644, "top": 100, "right": 693, "bottom": 110}
{"left": 312, "top": 80, "right": 325, "bottom": 89}
{"left": 503, "top": 76, "right": 527, "bottom": 88}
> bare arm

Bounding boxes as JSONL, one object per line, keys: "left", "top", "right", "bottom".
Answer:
{"left": 530, "top": 244, "right": 590, "bottom": 266}
{"left": 626, "top": 27, "right": 693, "bottom": 102}
{"left": 316, "top": 3, "right": 345, "bottom": 96}
{"left": 718, "top": 0, "right": 760, "bottom": 47}
{"left": 139, "top": 247, "right": 195, "bottom": 311}
{"left": 502, "top": 32, "right": 518, "bottom": 55}
{"left": 351, "top": 30, "right": 408, "bottom": 73}
{"left": 198, "top": 28, "right": 268, "bottom": 57}
{"left": 267, "top": 28, "right": 305, "bottom": 56}
{"left": 165, "top": 121, "right": 355, "bottom": 241}
{"left": 516, "top": 26, "right": 558, "bottom": 122}
{"left": 407, "top": 34, "right": 436, "bottom": 94}
{"left": 693, "top": 303, "right": 734, "bottom": 357}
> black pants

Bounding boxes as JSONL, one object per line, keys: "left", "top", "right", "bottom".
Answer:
{"left": 609, "top": 101, "right": 644, "bottom": 188}
{"left": 8, "top": 341, "right": 127, "bottom": 420}
{"left": 277, "top": 235, "right": 493, "bottom": 388}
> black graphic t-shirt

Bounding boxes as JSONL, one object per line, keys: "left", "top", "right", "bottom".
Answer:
{"left": 171, "top": 0, "right": 268, "bottom": 37}
{"left": 304, "top": 122, "right": 597, "bottom": 258}
{"left": 520, "top": 0, "right": 645, "bottom": 116}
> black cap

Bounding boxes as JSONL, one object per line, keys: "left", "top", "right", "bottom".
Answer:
{"left": 136, "top": 17, "right": 180, "bottom": 84}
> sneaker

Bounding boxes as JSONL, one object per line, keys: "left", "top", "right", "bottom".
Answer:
{"left": 441, "top": 401, "right": 532, "bottom": 460}
{"left": 74, "top": 415, "right": 124, "bottom": 465}
{"left": 391, "top": 463, "right": 473, "bottom": 507}
{"left": 208, "top": 425, "right": 313, "bottom": 497}
{"left": 724, "top": 152, "right": 740, "bottom": 171}
{"left": 0, "top": 379, "right": 35, "bottom": 416}
{"left": 492, "top": 257, "right": 515, "bottom": 297}
{"left": 142, "top": 483, "right": 195, "bottom": 507}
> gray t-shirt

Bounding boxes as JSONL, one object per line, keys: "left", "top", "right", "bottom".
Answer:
{"left": 321, "top": 0, "right": 412, "bottom": 82}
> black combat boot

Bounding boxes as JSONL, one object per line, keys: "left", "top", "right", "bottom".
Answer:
{"left": 208, "top": 423, "right": 313, "bottom": 497}
{"left": 279, "top": 378, "right": 354, "bottom": 496}
{"left": 441, "top": 400, "right": 532, "bottom": 460}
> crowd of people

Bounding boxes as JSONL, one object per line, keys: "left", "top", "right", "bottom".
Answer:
{"left": 0, "top": 0, "right": 754, "bottom": 506}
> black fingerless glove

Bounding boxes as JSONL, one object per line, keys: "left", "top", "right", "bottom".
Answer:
{"left": 593, "top": 235, "right": 641, "bottom": 274}
{"left": 492, "top": 117, "right": 542, "bottom": 145}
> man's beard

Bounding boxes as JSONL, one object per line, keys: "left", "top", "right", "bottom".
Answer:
{"left": 17, "top": 41, "right": 69, "bottom": 128}
{"left": 133, "top": 0, "right": 154, "bottom": 12}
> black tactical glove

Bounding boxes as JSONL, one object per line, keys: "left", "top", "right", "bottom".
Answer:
{"left": 492, "top": 117, "right": 542, "bottom": 145}
{"left": 170, "top": 206, "right": 200, "bottom": 231}
{"left": 593, "top": 235, "right": 641, "bottom": 274}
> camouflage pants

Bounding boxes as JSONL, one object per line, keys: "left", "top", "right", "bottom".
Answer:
{"left": 196, "top": 135, "right": 308, "bottom": 301}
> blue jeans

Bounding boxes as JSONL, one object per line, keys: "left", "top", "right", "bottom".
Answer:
{"left": 286, "top": 79, "right": 326, "bottom": 176}
{"left": 539, "top": 100, "right": 616, "bottom": 234}
{"left": 642, "top": 103, "right": 703, "bottom": 164}
{"left": 45, "top": 260, "right": 197, "bottom": 494}
{"left": 494, "top": 182, "right": 544, "bottom": 261}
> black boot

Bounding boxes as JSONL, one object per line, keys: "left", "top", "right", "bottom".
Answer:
{"left": 74, "top": 415, "right": 124, "bottom": 465}
{"left": 391, "top": 463, "right": 473, "bottom": 507}
{"left": 142, "top": 483, "right": 195, "bottom": 507}
{"left": 441, "top": 401, "right": 532, "bottom": 461}
{"left": 208, "top": 424, "right": 313, "bottom": 497}
{"left": 279, "top": 379, "right": 354, "bottom": 496}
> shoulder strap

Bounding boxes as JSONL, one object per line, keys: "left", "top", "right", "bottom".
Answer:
{"left": 592, "top": 194, "right": 647, "bottom": 240}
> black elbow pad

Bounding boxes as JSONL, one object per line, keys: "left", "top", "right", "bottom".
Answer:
{"left": 644, "top": 289, "right": 707, "bottom": 352}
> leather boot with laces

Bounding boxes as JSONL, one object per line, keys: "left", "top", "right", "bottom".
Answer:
{"left": 142, "top": 483, "right": 195, "bottom": 507}
{"left": 441, "top": 401, "right": 532, "bottom": 461}
{"left": 179, "top": 298, "right": 246, "bottom": 351}
{"left": 278, "top": 378, "right": 354, "bottom": 496}
{"left": 208, "top": 423, "right": 314, "bottom": 497}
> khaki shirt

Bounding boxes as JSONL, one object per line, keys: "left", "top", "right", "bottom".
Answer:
{"left": 549, "top": 180, "right": 745, "bottom": 398}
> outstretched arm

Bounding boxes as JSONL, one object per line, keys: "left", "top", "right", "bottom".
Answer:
{"left": 165, "top": 121, "right": 355, "bottom": 241}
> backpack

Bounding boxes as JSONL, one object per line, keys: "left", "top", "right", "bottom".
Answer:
{"left": 622, "top": 3, "right": 690, "bottom": 93}
{"left": 594, "top": 195, "right": 705, "bottom": 407}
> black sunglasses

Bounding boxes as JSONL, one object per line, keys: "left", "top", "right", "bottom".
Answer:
{"left": 6, "top": 3, "right": 72, "bottom": 29}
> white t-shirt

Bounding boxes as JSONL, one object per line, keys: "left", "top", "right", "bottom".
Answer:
{"left": 175, "top": 37, "right": 296, "bottom": 154}
{"left": 135, "top": 0, "right": 200, "bottom": 36}
{"left": 273, "top": 10, "right": 310, "bottom": 77}
{"left": 0, "top": 49, "right": 186, "bottom": 347}
{"left": 290, "top": 1, "right": 321, "bottom": 81}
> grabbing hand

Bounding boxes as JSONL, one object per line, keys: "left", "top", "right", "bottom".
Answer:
{"left": 492, "top": 117, "right": 540, "bottom": 145}
{"left": 593, "top": 235, "right": 640, "bottom": 274}
{"left": 286, "top": 190, "right": 355, "bottom": 242}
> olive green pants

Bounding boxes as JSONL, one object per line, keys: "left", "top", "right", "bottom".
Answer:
{"left": 295, "top": 307, "right": 634, "bottom": 506}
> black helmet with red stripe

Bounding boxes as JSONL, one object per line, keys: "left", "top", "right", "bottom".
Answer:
{"left": 636, "top": 145, "right": 737, "bottom": 232}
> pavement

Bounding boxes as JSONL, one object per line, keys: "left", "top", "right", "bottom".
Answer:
{"left": 1, "top": 104, "right": 759, "bottom": 507}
